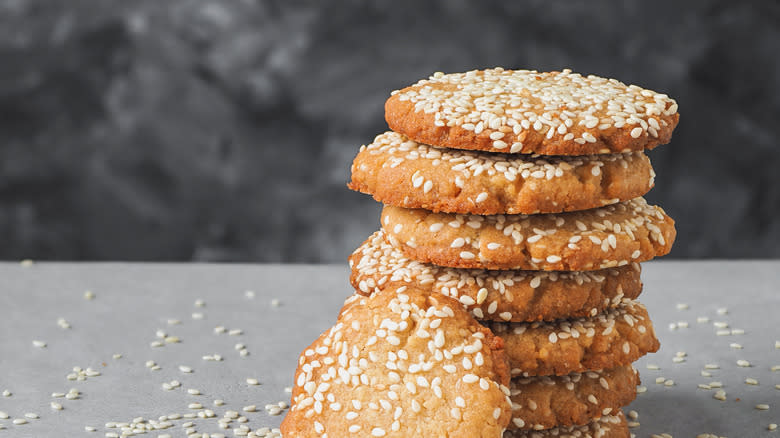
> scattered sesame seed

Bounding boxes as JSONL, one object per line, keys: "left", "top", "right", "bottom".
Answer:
{"left": 191, "top": 312, "right": 204, "bottom": 320}
{"left": 769, "top": 423, "right": 777, "bottom": 430}
{"left": 214, "top": 326, "right": 226, "bottom": 334}
{"left": 1, "top": 390, "right": 10, "bottom": 397}
{"left": 697, "top": 316, "right": 710, "bottom": 323}
{"left": 246, "top": 378, "right": 260, "bottom": 386}
{"left": 178, "top": 365, "right": 193, "bottom": 373}
{"left": 32, "top": 340, "right": 47, "bottom": 348}
{"left": 704, "top": 364, "right": 720, "bottom": 369}
{"left": 716, "top": 307, "right": 728, "bottom": 315}
{"left": 228, "top": 329, "right": 243, "bottom": 336}
{"left": 745, "top": 378, "right": 759, "bottom": 385}
{"left": 194, "top": 298, "right": 205, "bottom": 307}
{"left": 676, "top": 303, "right": 689, "bottom": 310}
{"left": 646, "top": 364, "right": 660, "bottom": 370}
{"left": 214, "top": 399, "right": 225, "bottom": 406}
{"left": 271, "top": 298, "right": 281, "bottom": 307}
{"left": 0, "top": 412, "right": 8, "bottom": 419}
{"left": 187, "top": 389, "right": 201, "bottom": 395}
{"left": 664, "top": 379, "right": 675, "bottom": 387}
{"left": 737, "top": 359, "right": 751, "bottom": 367}
{"left": 112, "top": 353, "right": 122, "bottom": 359}
{"left": 50, "top": 402, "right": 62, "bottom": 411}
{"left": 85, "top": 426, "right": 97, "bottom": 432}
{"left": 187, "top": 403, "right": 203, "bottom": 410}
{"left": 12, "top": 418, "right": 27, "bottom": 425}
{"left": 756, "top": 404, "right": 770, "bottom": 410}
{"left": 83, "top": 290, "right": 95, "bottom": 300}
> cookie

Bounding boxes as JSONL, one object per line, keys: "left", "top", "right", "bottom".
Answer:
{"left": 350, "top": 231, "right": 643, "bottom": 322}
{"left": 280, "top": 285, "right": 513, "bottom": 438}
{"left": 386, "top": 68, "right": 678, "bottom": 156}
{"left": 381, "top": 197, "right": 675, "bottom": 271}
{"left": 504, "top": 413, "right": 628, "bottom": 438}
{"left": 349, "top": 131, "right": 655, "bottom": 215}
{"left": 508, "top": 365, "right": 638, "bottom": 430}
{"left": 487, "top": 299, "right": 659, "bottom": 377}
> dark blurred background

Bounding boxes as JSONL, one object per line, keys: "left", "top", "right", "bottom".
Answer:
{"left": 0, "top": 0, "right": 778, "bottom": 262}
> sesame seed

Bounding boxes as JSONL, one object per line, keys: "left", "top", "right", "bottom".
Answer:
{"left": 769, "top": 424, "right": 778, "bottom": 431}
{"left": 746, "top": 378, "right": 759, "bottom": 385}
{"left": 179, "top": 365, "right": 193, "bottom": 373}
{"left": 475, "top": 192, "right": 488, "bottom": 203}
{"left": 756, "top": 404, "right": 770, "bottom": 410}
{"left": 459, "top": 251, "right": 475, "bottom": 260}
{"left": 462, "top": 374, "right": 479, "bottom": 383}
{"left": 246, "top": 378, "right": 260, "bottom": 386}
{"left": 12, "top": 419, "right": 27, "bottom": 425}
{"left": 32, "top": 340, "right": 47, "bottom": 348}
{"left": 0, "top": 412, "right": 7, "bottom": 419}
{"left": 83, "top": 290, "right": 95, "bottom": 300}
{"left": 737, "top": 359, "right": 751, "bottom": 367}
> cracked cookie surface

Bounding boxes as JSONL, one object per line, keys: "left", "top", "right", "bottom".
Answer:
{"left": 281, "top": 286, "right": 512, "bottom": 438}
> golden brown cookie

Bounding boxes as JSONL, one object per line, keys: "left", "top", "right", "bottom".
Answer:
{"left": 508, "top": 365, "right": 638, "bottom": 431}
{"left": 281, "top": 285, "right": 513, "bottom": 438}
{"left": 349, "top": 131, "right": 655, "bottom": 215}
{"left": 504, "top": 413, "right": 628, "bottom": 438}
{"left": 386, "top": 68, "right": 678, "bottom": 156}
{"left": 487, "top": 299, "right": 659, "bottom": 377}
{"left": 381, "top": 197, "right": 675, "bottom": 271}
{"left": 350, "top": 231, "right": 643, "bottom": 322}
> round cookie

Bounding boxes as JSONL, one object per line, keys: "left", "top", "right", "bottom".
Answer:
{"left": 381, "top": 197, "right": 675, "bottom": 271}
{"left": 386, "top": 68, "right": 679, "bottom": 156}
{"left": 508, "top": 365, "right": 638, "bottom": 431}
{"left": 281, "top": 285, "right": 513, "bottom": 438}
{"left": 349, "top": 131, "right": 655, "bottom": 215}
{"left": 350, "top": 231, "right": 643, "bottom": 322}
{"left": 487, "top": 299, "right": 659, "bottom": 377}
{"left": 504, "top": 413, "right": 628, "bottom": 438}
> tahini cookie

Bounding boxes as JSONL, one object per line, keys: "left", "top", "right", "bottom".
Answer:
{"left": 350, "top": 231, "right": 642, "bottom": 322}
{"left": 281, "top": 286, "right": 512, "bottom": 438}
{"left": 349, "top": 131, "right": 655, "bottom": 215}
{"left": 381, "top": 197, "right": 675, "bottom": 271}
{"left": 386, "top": 68, "right": 678, "bottom": 156}
{"left": 487, "top": 299, "right": 659, "bottom": 377}
{"left": 504, "top": 413, "right": 628, "bottom": 438}
{"left": 508, "top": 365, "right": 638, "bottom": 430}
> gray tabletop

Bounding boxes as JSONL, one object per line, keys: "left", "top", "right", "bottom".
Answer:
{"left": 0, "top": 261, "right": 777, "bottom": 437}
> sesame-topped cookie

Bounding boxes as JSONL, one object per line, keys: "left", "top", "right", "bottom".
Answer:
{"left": 349, "top": 131, "right": 655, "bottom": 215}
{"left": 487, "top": 299, "right": 659, "bottom": 377}
{"left": 504, "top": 413, "right": 628, "bottom": 438}
{"left": 386, "top": 68, "right": 678, "bottom": 156}
{"left": 508, "top": 365, "right": 638, "bottom": 431}
{"left": 381, "top": 197, "right": 675, "bottom": 271}
{"left": 349, "top": 231, "right": 643, "bottom": 322}
{"left": 280, "top": 286, "right": 513, "bottom": 438}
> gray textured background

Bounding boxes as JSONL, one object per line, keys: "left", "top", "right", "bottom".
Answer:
{"left": 0, "top": 0, "right": 778, "bottom": 262}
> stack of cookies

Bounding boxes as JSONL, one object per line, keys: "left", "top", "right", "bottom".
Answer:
{"left": 281, "top": 68, "right": 678, "bottom": 438}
